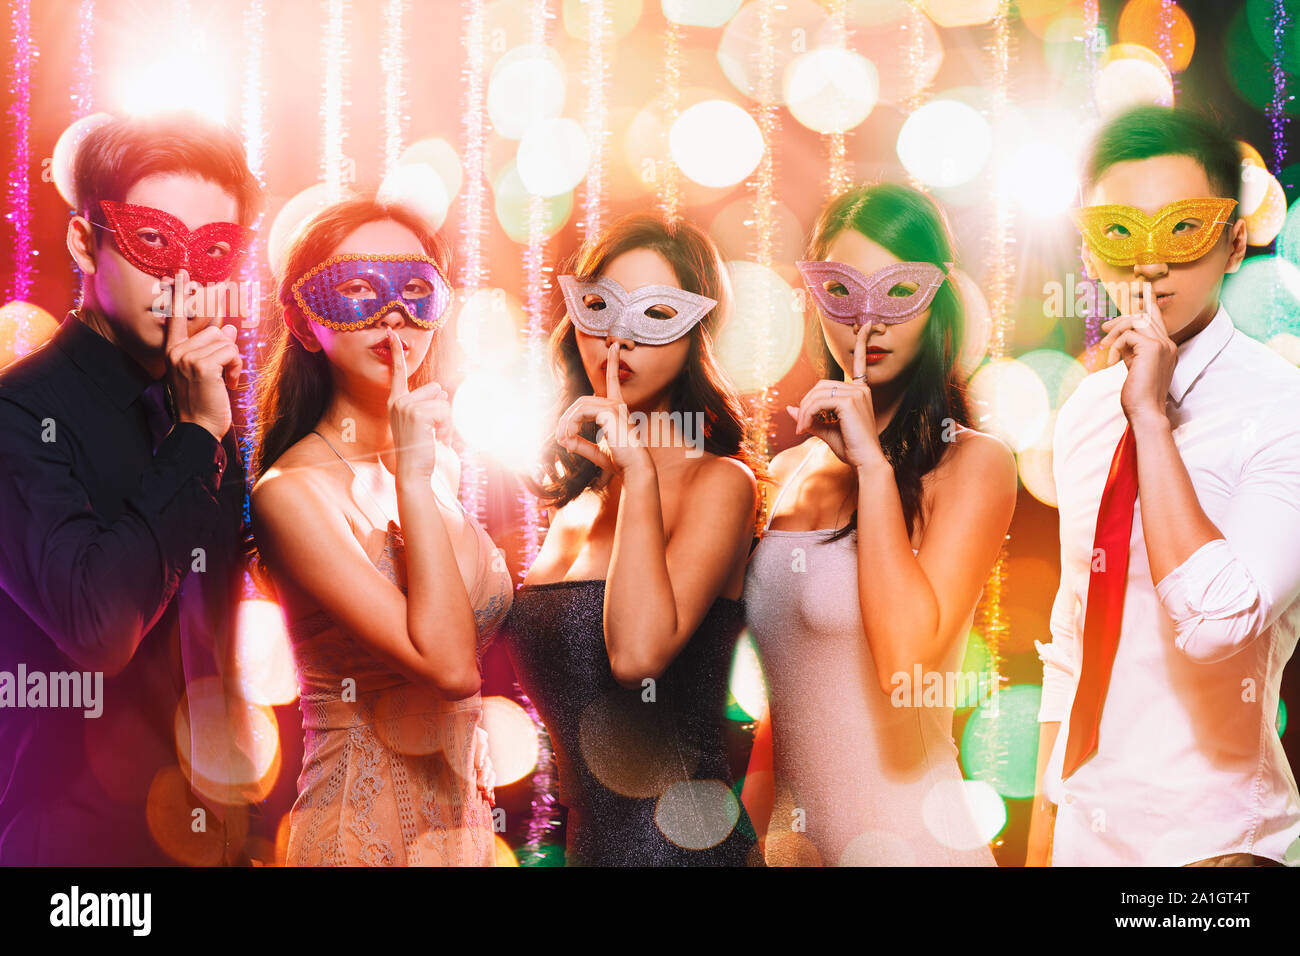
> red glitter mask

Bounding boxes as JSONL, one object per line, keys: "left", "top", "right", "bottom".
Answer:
{"left": 98, "top": 200, "right": 254, "bottom": 284}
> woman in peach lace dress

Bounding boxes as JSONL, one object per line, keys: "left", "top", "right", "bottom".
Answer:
{"left": 251, "top": 198, "right": 510, "bottom": 866}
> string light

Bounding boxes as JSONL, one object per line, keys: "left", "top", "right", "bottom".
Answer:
{"left": 1269, "top": 0, "right": 1290, "bottom": 175}
{"left": 238, "top": 0, "right": 268, "bottom": 559}
{"left": 458, "top": 0, "right": 490, "bottom": 524}
{"left": 5, "top": 0, "right": 34, "bottom": 305}
{"left": 1082, "top": 0, "right": 1104, "bottom": 350}
{"left": 382, "top": 0, "right": 406, "bottom": 179}
{"left": 322, "top": 0, "right": 349, "bottom": 201}
{"left": 659, "top": 16, "right": 683, "bottom": 222}
{"left": 580, "top": 0, "right": 610, "bottom": 239}
{"left": 978, "top": 0, "right": 1015, "bottom": 702}
{"left": 748, "top": 0, "right": 779, "bottom": 462}
{"left": 825, "top": 0, "right": 850, "bottom": 196}
{"left": 73, "top": 0, "right": 94, "bottom": 116}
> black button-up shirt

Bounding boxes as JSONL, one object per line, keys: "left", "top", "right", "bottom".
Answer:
{"left": 0, "top": 311, "right": 246, "bottom": 864}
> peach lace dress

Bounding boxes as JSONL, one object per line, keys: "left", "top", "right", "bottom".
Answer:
{"left": 283, "top": 431, "right": 512, "bottom": 866}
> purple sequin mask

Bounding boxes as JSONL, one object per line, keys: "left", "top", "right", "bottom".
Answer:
{"left": 291, "top": 253, "right": 452, "bottom": 331}
{"left": 797, "top": 259, "right": 949, "bottom": 326}
{"left": 558, "top": 274, "right": 716, "bottom": 345}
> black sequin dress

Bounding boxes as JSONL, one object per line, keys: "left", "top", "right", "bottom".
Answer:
{"left": 502, "top": 579, "right": 758, "bottom": 866}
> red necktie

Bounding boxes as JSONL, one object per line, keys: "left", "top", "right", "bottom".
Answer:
{"left": 1062, "top": 422, "right": 1139, "bottom": 778}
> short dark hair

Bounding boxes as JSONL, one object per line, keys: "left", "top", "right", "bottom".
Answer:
{"left": 1083, "top": 105, "right": 1242, "bottom": 210}
{"left": 72, "top": 112, "right": 263, "bottom": 232}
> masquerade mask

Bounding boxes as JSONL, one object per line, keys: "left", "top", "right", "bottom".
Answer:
{"left": 1071, "top": 198, "right": 1238, "bottom": 267}
{"left": 98, "top": 200, "right": 253, "bottom": 284}
{"left": 558, "top": 274, "right": 716, "bottom": 345}
{"left": 797, "top": 260, "right": 949, "bottom": 326}
{"left": 291, "top": 253, "right": 452, "bottom": 331}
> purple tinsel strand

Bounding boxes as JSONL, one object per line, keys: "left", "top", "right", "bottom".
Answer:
{"left": 515, "top": 685, "right": 561, "bottom": 864}
{"left": 6, "top": 0, "right": 34, "bottom": 303}
{"left": 1271, "top": 0, "right": 1291, "bottom": 175}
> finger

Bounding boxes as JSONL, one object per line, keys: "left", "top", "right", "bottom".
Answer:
{"left": 564, "top": 434, "right": 616, "bottom": 472}
{"left": 221, "top": 323, "right": 238, "bottom": 341}
{"left": 165, "top": 273, "right": 189, "bottom": 353}
{"left": 387, "top": 328, "right": 409, "bottom": 401}
{"left": 852, "top": 323, "right": 870, "bottom": 382}
{"left": 605, "top": 341, "right": 622, "bottom": 404}
{"left": 1138, "top": 281, "right": 1167, "bottom": 336}
{"left": 1107, "top": 329, "right": 1141, "bottom": 368}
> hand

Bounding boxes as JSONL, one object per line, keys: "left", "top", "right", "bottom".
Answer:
{"left": 555, "top": 342, "right": 653, "bottom": 476}
{"left": 386, "top": 328, "right": 451, "bottom": 480}
{"left": 1098, "top": 281, "right": 1176, "bottom": 427}
{"left": 473, "top": 726, "right": 496, "bottom": 809}
{"left": 785, "top": 324, "right": 887, "bottom": 470}
{"left": 165, "top": 269, "right": 242, "bottom": 441}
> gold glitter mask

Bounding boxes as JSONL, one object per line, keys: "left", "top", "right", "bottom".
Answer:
{"left": 1072, "top": 197, "right": 1238, "bottom": 267}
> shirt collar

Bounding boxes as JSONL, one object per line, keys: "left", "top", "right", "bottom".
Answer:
{"left": 1167, "top": 304, "right": 1233, "bottom": 406}
{"left": 54, "top": 309, "right": 158, "bottom": 410}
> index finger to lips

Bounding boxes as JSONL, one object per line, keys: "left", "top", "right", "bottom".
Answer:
{"left": 388, "top": 328, "right": 409, "bottom": 399}
{"left": 853, "top": 323, "right": 870, "bottom": 381}
{"left": 166, "top": 275, "right": 188, "bottom": 352}
{"left": 606, "top": 342, "right": 622, "bottom": 403}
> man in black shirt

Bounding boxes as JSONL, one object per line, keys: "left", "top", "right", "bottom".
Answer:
{"left": 0, "top": 114, "right": 261, "bottom": 864}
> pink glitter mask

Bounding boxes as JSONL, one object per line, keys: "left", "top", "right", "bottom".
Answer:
{"left": 98, "top": 200, "right": 254, "bottom": 284}
{"left": 797, "top": 259, "right": 950, "bottom": 326}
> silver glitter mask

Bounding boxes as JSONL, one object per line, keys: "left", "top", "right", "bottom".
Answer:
{"left": 558, "top": 274, "right": 716, "bottom": 345}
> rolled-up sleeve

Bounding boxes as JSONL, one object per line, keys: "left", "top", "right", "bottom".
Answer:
{"left": 1154, "top": 436, "right": 1300, "bottom": 663}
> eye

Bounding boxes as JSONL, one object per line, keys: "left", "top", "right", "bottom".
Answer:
{"left": 887, "top": 281, "right": 919, "bottom": 298}
{"left": 402, "top": 277, "right": 433, "bottom": 299}
{"left": 822, "top": 281, "right": 850, "bottom": 298}
{"left": 336, "top": 279, "right": 377, "bottom": 300}
{"left": 581, "top": 294, "right": 606, "bottom": 311}
{"left": 1103, "top": 223, "right": 1131, "bottom": 239}
{"left": 205, "top": 240, "right": 231, "bottom": 260}
{"left": 1171, "top": 218, "right": 1203, "bottom": 235}
{"left": 644, "top": 304, "right": 678, "bottom": 320}
{"left": 135, "top": 228, "right": 167, "bottom": 248}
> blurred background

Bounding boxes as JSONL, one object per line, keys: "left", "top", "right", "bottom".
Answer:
{"left": 0, "top": 0, "right": 1296, "bottom": 866}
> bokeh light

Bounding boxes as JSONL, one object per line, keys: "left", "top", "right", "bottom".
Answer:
{"left": 232, "top": 598, "right": 298, "bottom": 707}
{"left": 493, "top": 161, "right": 574, "bottom": 242}
{"left": 717, "top": 0, "right": 828, "bottom": 102}
{"left": 727, "top": 630, "right": 767, "bottom": 720}
{"left": 968, "top": 358, "right": 1052, "bottom": 452}
{"left": 481, "top": 695, "right": 540, "bottom": 786}
{"left": 0, "top": 301, "right": 59, "bottom": 367}
{"left": 714, "top": 260, "right": 804, "bottom": 392}
{"left": 896, "top": 99, "right": 992, "bottom": 189}
{"left": 562, "top": 0, "right": 643, "bottom": 39}
{"left": 669, "top": 99, "right": 764, "bottom": 188}
{"left": 654, "top": 779, "right": 740, "bottom": 850}
{"left": 833, "top": 0, "right": 943, "bottom": 109}
{"left": 921, "top": 778, "right": 1000, "bottom": 850}
{"left": 516, "top": 117, "right": 591, "bottom": 197}
{"left": 921, "top": 0, "right": 1000, "bottom": 28}
{"left": 452, "top": 367, "right": 555, "bottom": 473}
{"left": 453, "top": 287, "right": 525, "bottom": 372}
{"left": 487, "top": 44, "right": 567, "bottom": 140}
{"left": 51, "top": 113, "right": 114, "bottom": 208}
{"left": 267, "top": 183, "right": 334, "bottom": 277}
{"left": 783, "top": 47, "right": 879, "bottom": 134}
{"left": 378, "top": 161, "right": 451, "bottom": 230}
{"left": 960, "top": 683, "right": 1042, "bottom": 799}
{"left": 175, "top": 675, "right": 281, "bottom": 806}
{"left": 1243, "top": 168, "right": 1288, "bottom": 247}
{"left": 1095, "top": 49, "right": 1173, "bottom": 115}
{"left": 1223, "top": 255, "right": 1300, "bottom": 342}
{"left": 663, "top": 0, "right": 741, "bottom": 28}
{"left": 1117, "top": 0, "right": 1195, "bottom": 72}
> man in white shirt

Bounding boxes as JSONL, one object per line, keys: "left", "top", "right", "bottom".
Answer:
{"left": 1028, "top": 104, "right": 1300, "bottom": 866}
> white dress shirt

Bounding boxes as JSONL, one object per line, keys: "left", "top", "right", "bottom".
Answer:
{"left": 1037, "top": 305, "right": 1300, "bottom": 866}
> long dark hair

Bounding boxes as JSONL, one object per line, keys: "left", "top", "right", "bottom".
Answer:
{"left": 805, "top": 183, "right": 971, "bottom": 542}
{"left": 252, "top": 196, "right": 449, "bottom": 482}
{"left": 248, "top": 197, "right": 449, "bottom": 588}
{"left": 531, "top": 212, "right": 766, "bottom": 516}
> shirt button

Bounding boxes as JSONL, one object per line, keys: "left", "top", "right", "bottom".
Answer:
{"left": 1065, "top": 795, "right": 1075, "bottom": 805}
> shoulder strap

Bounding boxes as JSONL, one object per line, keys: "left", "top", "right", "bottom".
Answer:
{"left": 311, "top": 429, "right": 395, "bottom": 526}
{"left": 763, "top": 439, "right": 821, "bottom": 532}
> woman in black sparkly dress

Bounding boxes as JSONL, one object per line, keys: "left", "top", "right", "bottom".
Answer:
{"left": 500, "top": 213, "right": 766, "bottom": 866}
